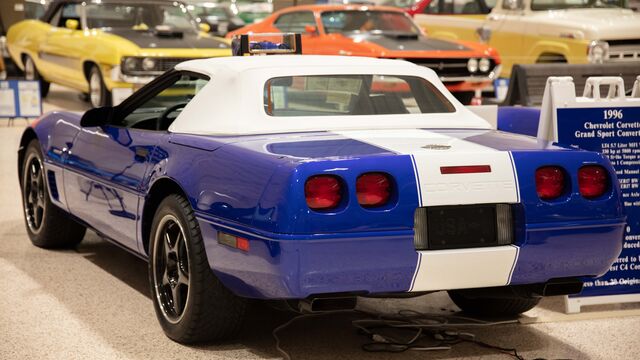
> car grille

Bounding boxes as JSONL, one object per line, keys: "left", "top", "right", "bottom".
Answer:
{"left": 156, "top": 58, "right": 197, "bottom": 71}
{"left": 121, "top": 57, "right": 199, "bottom": 76}
{"left": 606, "top": 39, "right": 640, "bottom": 62}
{"left": 404, "top": 58, "right": 496, "bottom": 80}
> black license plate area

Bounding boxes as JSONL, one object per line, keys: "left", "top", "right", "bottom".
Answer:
{"left": 426, "top": 205, "right": 497, "bottom": 250}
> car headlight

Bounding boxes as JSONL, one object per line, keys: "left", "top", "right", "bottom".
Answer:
{"left": 123, "top": 57, "right": 138, "bottom": 73}
{"left": 478, "top": 58, "right": 491, "bottom": 72}
{"left": 467, "top": 58, "right": 478, "bottom": 73}
{"left": 588, "top": 41, "right": 609, "bottom": 64}
{"left": 142, "top": 57, "right": 157, "bottom": 71}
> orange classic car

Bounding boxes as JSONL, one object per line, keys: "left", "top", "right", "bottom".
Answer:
{"left": 227, "top": 5, "right": 501, "bottom": 103}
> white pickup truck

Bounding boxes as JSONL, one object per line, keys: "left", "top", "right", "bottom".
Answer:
{"left": 413, "top": 0, "right": 640, "bottom": 78}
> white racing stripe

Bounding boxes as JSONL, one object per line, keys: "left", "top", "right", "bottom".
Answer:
{"left": 334, "top": 129, "right": 520, "bottom": 292}
{"left": 411, "top": 246, "right": 519, "bottom": 292}
{"left": 334, "top": 129, "right": 519, "bottom": 206}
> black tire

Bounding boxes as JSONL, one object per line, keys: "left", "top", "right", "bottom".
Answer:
{"left": 23, "top": 55, "right": 50, "bottom": 97}
{"left": 88, "top": 65, "right": 111, "bottom": 108}
{"left": 149, "top": 194, "right": 246, "bottom": 343}
{"left": 448, "top": 290, "right": 541, "bottom": 317}
{"left": 21, "top": 140, "right": 86, "bottom": 248}
{"left": 453, "top": 91, "right": 475, "bottom": 105}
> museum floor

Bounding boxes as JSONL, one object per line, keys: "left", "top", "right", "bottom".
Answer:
{"left": 1, "top": 85, "right": 639, "bottom": 360}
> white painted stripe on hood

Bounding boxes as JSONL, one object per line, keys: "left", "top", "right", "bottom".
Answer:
{"left": 334, "top": 129, "right": 519, "bottom": 206}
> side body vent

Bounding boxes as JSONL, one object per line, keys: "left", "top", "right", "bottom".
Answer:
{"left": 47, "top": 170, "right": 59, "bottom": 201}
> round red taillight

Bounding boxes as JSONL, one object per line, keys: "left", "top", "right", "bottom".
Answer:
{"left": 305, "top": 175, "right": 342, "bottom": 210}
{"left": 535, "top": 166, "right": 565, "bottom": 200}
{"left": 356, "top": 172, "right": 391, "bottom": 208}
{"left": 579, "top": 165, "right": 609, "bottom": 199}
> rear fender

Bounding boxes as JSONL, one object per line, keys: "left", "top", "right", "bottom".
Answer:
{"left": 511, "top": 150, "right": 624, "bottom": 226}
{"left": 256, "top": 154, "right": 420, "bottom": 234}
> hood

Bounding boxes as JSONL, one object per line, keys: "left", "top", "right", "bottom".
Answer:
{"left": 531, "top": 9, "right": 640, "bottom": 40}
{"left": 348, "top": 33, "right": 470, "bottom": 52}
{"left": 104, "top": 28, "right": 230, "bottom": 49}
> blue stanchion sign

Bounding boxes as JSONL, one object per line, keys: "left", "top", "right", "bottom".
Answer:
{"left": 557, "top": 106, "right": 640, "bottom": 298}
{"left": 0, "top": 80, "right": 42, "bottom": 118}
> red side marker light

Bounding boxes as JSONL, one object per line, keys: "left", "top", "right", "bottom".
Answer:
{"left": 440, "top": 165, "right": 492, "bottom": 174}
{"left": 218, "top": 232, "right": 250, "bottom": 252}
{"left": 236, "top": 237, "right": 250, "bottom": 252}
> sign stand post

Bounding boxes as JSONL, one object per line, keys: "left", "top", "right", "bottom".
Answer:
{"left": 538, "top": 75, "right": 640, "bottom": 314}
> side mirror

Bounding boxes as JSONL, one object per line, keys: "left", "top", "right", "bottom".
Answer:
{"left": 65, "top": 19, "right": 79, "bottom": 30}
{"left": 199, "top": 23, "right": 211, "bottom": 33}
{"left": 80, "top": 106, "right": 113, "bottom": 127}
{"left": 305, "top": 25, "right": 317, "bottom": 35}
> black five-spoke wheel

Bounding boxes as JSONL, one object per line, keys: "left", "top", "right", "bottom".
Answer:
{"left": 148, "top": 194, "right": 246, "bottom": 343}
{"left": 23, "top": 153, "right": 46, "bottom": 233}
{"left": 153, "top": 215, "right": 191, "bottom": 323}
{"left": 21, "top": 139, "right": 86, "bottom": 248}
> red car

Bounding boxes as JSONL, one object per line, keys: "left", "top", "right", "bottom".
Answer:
{"left": 228, "top": 5, "right": 501, "bottom": 103}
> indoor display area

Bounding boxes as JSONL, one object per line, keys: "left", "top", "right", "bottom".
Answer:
{"left": 1, "top": 0, "right": 640, "bottom": 359}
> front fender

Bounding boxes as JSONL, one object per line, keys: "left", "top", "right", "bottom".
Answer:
{"left": 527, "top": 40, "right": 570, "bottom": 61}
{"left": 20, "top": 112, "right": 84, "bottom": 210}
{"left": 6, "top": 20, "right": 50, "bottom": 70}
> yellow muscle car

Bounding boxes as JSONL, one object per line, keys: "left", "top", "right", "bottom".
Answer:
{"left": 7, "top": 0, "right": 230, "bottom": 107}
{"left": 412, "top": 0, "right": 640, "bottom": 78}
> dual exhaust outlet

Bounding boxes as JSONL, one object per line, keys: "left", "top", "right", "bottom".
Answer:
{"left": 296, "top": 278, "right": 583, "bottom": 313}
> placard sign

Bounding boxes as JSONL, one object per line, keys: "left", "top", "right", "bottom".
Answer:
{"left": 557, "top": 106, "right": 640, "bottom": 301}
{"left": 0, "top": 80, "right": 42, "bottom": 118}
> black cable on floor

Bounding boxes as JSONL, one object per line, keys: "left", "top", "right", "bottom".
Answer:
{"left": 271, "top": 307, "right": 572, "bottom": 360}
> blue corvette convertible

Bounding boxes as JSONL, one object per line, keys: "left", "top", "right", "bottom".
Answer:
{"left": 19, "top": 54, "right": 625, "bottom": 343}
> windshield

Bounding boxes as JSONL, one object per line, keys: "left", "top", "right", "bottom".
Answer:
{"left": 85, "top": 3, "right": 197, "bottom": 31}
{"left": 321, "top": 11, "right": 419, "bottom": 35}
{"left": 531, "top": 0, "right": 625, "bottom": 10}
{"left": 190, "top": 5, "right": 230, "bottom": 20}
{"left": 264, "top": 75, "right": 454, "bottom": 117}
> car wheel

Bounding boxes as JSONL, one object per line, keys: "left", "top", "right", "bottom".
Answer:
{"left": 448, "top": 290, "right": 541, "bottom": 317}
{"left": 149, "top": 194, "right": 246, "bottom": 343}
{"left": 23, "top": 55, "right": 50, "bottom": 97}
{"left": 21, "top": 139, "right": 86, "bottom": 248}
{"left": 88, "top": 65, "right": 111, "bottom": 108}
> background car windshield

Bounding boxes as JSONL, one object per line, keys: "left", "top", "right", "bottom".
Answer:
{"left": 85, "top": 3, "right": 197, "bottom": 31}
{"left": 321, "top": 11, "right": 419, "bottom": 34}
{"left": 191, "top": 5, "right": 229, "bottom": 20}
{"left": 264, "top": 75, "right": 455, "bottom": 117}
{"left": 531, "top": 0, "right": 624, "bottom": 10}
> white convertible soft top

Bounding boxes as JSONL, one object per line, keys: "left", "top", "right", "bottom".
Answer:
{"left": 170, "top": 55, "right": 491, "bottom": 135}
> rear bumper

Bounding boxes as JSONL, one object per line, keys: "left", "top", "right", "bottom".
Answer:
{"left": 198, "top": 214, "right": 625, "bottom": 299}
